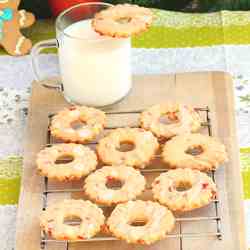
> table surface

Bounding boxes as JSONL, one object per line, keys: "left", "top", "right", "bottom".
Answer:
{"left": 1, "top": 9, "right": 250, "bottom": 250}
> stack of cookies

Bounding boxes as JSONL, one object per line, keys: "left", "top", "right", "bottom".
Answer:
{"left": 37, "top": 102, "right": 227, "bottom": 245}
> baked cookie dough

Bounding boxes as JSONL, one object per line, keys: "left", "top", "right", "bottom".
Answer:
{"left": 162, "top": 133, "right": 228, "bottom": 171}
{"left": 106, "top": 200, "right": 175, "bottom": 244}
{"left": 84, "top": 166, "right": 146, "bottom": 205}
{"left": 50, "top": 106, "right": 106, "bottom": 143}
{"left": 92, "top": 4, "right": 153, "bottom": 38}
{"left": 40, "top": 199, "right": 105, "bottom": 240}
{"left": 152, "top": 168, "right": 217, "bottom": 212}
{"left": 140, "top": 103, "right": 202, "bottom": 140}
{"left": 37, "top": 143, "right": 97, "bottom": 181}
{"left": 97, "top": 128, "right": 159, "bottom": 168}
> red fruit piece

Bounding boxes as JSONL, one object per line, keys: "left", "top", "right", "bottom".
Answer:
{"left": 137, "top": 239, "right": 145, "bottom": 244}
{"left": 106, "top": 176, "right": 116, "bottom": 181}
{"left": 154, "top": 180, "right": 160, "bottom": 185}
{"left": 78, "top": 236, "right": 85, "bottom": 240}
{"left": 202, "top": 183, "right": 209, "bottom": 189}
{"left": 69, "top": 106, "right": 76, "bottom": 110}
{"left": 47, "top": 227, "right": 53, "bottom": 236}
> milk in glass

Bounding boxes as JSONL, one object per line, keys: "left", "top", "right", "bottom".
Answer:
{"left": 58, "top": 19, "right": 132, "bottom": 106}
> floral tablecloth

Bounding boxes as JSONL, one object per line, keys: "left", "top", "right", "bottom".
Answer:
{"left": 1, "top": 9, "right": 250, "bottom": 250}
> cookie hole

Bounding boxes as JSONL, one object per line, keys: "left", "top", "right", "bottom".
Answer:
{"left": 159, "top": 112, "right": 179, "bottom": 125}
{"left": 175, "top": 181, "right": 192, "bottom": 192}
{"left": 129, "top": 219, "right": 148, "bottom": 227}
{"left": 55, "top": 154, "right": 74, "bottom": 164}
{"left": 71, "top": 120, "right": 87, "bottom": 130}
{"left": 106, "top": 177, "right": 124, "bottom": 190}
{"left": 63, "top": 215, "right": 82, "bottom": 226}
{"left": 185, "top": 145, "right": 203, "bottom": 156}
{"left": 117, "top": 141, "right": 135, "bottom": 152}
{"left": 116, "top": 17, "right": 132, "bottom": 24}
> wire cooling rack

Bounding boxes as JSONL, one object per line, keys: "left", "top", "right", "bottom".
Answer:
{"left": 40, "top": 107, "right": 222, "bottom": 250}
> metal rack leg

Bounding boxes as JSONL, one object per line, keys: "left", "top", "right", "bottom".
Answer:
{"left": 41, "top": 241, "right": 45, "bottom": 250}
{"left": 211, "top": 171, "right": 222, "bottom": 240}
{"left": 179, "top": 221, "right": 183, "bottom": 250}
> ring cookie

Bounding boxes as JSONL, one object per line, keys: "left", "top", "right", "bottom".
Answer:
{"left": 106, "top": 200, "right": 175, "bottom": 244}
{"left": 37, "top": 143, "right": 97, "bottom": 181}
{"left": 40, "top": 199, "right": 105, "bottom": 240}
{"left": 140, "top": 103, "right": 202, "bottom": 140}
{"left": 0, "top": 0, "right": 35, "bottom": 55}
{"left": 92, "top": 4, "right": 153, "bottom": 38}
{"left": 152, "top": 168, "right": 217, "bottom": 212}
{"left": 162, "top": 133, "right": 228, "bottom": 171}
{"left": 97, "top": 128, "right": 159, "bottom": 168}
{"left": 84, "top": 166, "right": 146, "bottom": 205}
{"left": 50, "top": 106, "right": 106, "bottom": 143}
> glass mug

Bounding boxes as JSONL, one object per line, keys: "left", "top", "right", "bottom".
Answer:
{"left": 31, "top": 2, "right": 132, "bottom": 107}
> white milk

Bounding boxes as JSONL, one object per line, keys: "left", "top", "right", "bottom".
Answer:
{"left": 58, "top": 19, "right": 132, "bottom": 106}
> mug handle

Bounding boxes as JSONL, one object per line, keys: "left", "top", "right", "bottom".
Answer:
{"left": 31, "top": 39, "right": 62, "bottom": 91}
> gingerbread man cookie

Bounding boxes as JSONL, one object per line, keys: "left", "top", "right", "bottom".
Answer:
{"left": 0, "top": 0, "right": 35, "bottom": 56}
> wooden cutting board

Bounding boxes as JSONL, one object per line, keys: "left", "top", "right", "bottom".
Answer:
{"left": 15, "top": 72, "right": 247, "bottom": 250}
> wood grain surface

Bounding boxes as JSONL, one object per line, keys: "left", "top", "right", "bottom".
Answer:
{"left": 15, "top": 72, "right": 247, "bottom": 250}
